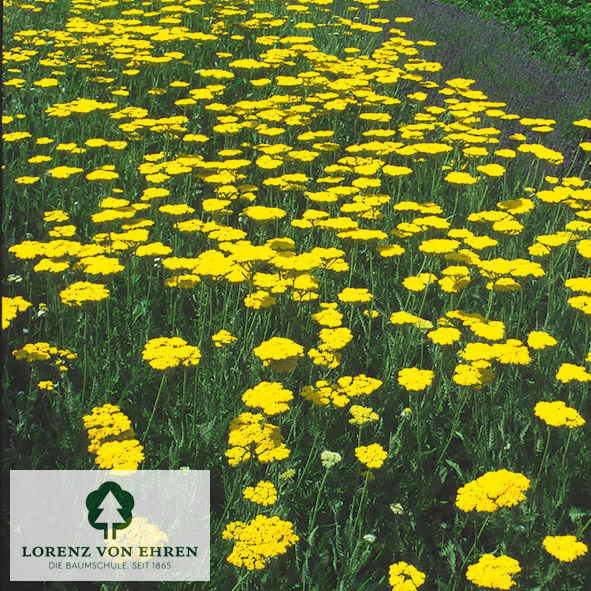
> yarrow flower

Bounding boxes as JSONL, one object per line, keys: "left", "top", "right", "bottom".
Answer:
{"left": 456, "top": 469, "right": 530, "bottom": 512}
{"left": 355, "top": 443, "right": 387, "bottom": 469}
{"left": 555, "top": 363, "right": 591, "bottom": 383}
{"left": 397, "top": 367, "right": 434, "bottom": 391}
{"left": 241, "top": 381, "right": 293, "bottom": 415}
{"left": 225, "top": 412, "right": 290, "bottom": 466}
{"left": 212, "top": 329, "right": 237, "bottom": 348}
{"left": 142, "top": 337, "right": 201, "bottom": 370}
{"left": 243, "top": 481, "right": 278, "bottom": 506}
{"left": 388, "top": 561, "right": 426, "bottom": 590}
{"left": 2, "top": 296, "right": 32, "bottom": 329}
{"left": 349, "top": 405, "right": 379, "bottom": 425}
{"left": 534, "top": 401, "right": 585, "bottom": 428}
{"left": 320, "top": 450, "right": 342, "bottom": 469}
{"left": 466, "top": 554, "right": 521, "bottom": 589}
{"left": 337, "top": 287, "right": 373, "bottom": 305}
{"left": 82, "top": 403, "right": 144, "bottom": 470}
{"left": 542, "top": 535, "right": 588, "bottom": 562}
{"left": 59, "top": 282, "right": 110, "bottom": 307}
{"left": 253, "top": 337, "right": 304, "bottom": 373}
{"left": 222, "top": 515, "right": 299, "bottom": 570}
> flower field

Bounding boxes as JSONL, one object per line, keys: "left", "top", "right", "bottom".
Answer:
{"left": 2, "top": 0, "right": 591, "bottom": 589}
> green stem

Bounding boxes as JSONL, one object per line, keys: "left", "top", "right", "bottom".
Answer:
{"left": 451, "top": 514, "right": 491, "bottom": 591}
{"left": 531, "top": 427, "right": 551, "bottom": 499}
{"left": 351, "top": 471, "right": 370, "bottom": 539}
{"left": 308, "top": 468, "right": 330, "bottom": 534}
{"left": 142, "top": 373, "right": 166, "bottom": 443}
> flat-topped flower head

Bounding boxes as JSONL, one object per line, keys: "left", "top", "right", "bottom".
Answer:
{"left": 456, "top": 469, "right": 530, "bottom": 512}
{"left": 243, "top": 481, "right": 277, "bottom": 506}
{"left": 466, "top": 554, "right": 521, "bottom": 589}
{"left": 320, "top": 450, "right": 342, "bottom": 469}
{"left": 241, "top": 381, "right": 293, "bottom": 415}
{"left": 398, "top": 367, "right": 434, "bottom": 391}
{"left": 338, "top": 287, "right": 373, "bottom": 305}
{"left": 253, "top": 337, "right": 304, "bottom": 373}
{"left": 142, "top": 337, "right": 201, "bottom": 370}
{"left": 355, "top": 443, "right": 387, "bottom": 469}
{"left": 388, "top": 561, "right": 426, "bottom": 590}
{"left": 222, "top": 515, "right": 298, "bottom": 570}
{"left": 543, "top": 535, "right": 588, "bottom": 562}
{"left": 555, "top": 363, "right": 591, "bottom": 383}
{"left": 527, "top": 331, "right": 557, "bottom": 350}
{"left": 60, "top": 282, "right": 109, "bottom": 307}
{"left": 212, "top": 329, "right": 237, "bottom": 348}
{"left": 534, "top": 401, "right": 585, "bottom": 428}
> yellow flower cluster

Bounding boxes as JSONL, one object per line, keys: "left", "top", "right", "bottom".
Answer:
{"left": 300, "top": 375, "right": 382, "bottom": 407}
{"left": 222, "top": 515, "right": 299, "bottom": 570}
{"left": 13, "top": 342, "right": 76, "bottom": 365}
{"left": 142, "top": 337, "right": 201, "bottom": 370}
{"left": 82, "top": 403, "right": 144, "bottom": 470}
{"left": 555, "top": 362, "right": 591, "bottom": 383}
{"left": 355, "top": 443, "right": 387, "bottom": 469}
{"left": 241, "top": 381, "right": 294, "bottom": 415}
{"left": 542, "top": 535, "right": 588, "bottom": 562}
{"left": 456, "top": 469, "right": 530, "bottom": 512}
{"left": 466, "top": 554, "right": 521, "bottom": 590}
{"left": 59, "top": 281, "right": 109, "bottom": 307}
{"left": 107, "top": 517, "right": 168, "bottom": 562}
{"left": 225, "top": 412, "right": 290, "bottom": 467}
{"left": 211, "top": 329, "right": 237, "bottom": 348}
{"left": 534, "top": 400, "right": 585, "bottom": 428}
{"left": 253, "top": 336, "right": 304, "bottom": 373}
{"left": 2, "top": 295, "right": 32, "bottom": 329}
{"left": 397, "top": 367, "right": 434, "bottom": 391}
{"left": 388, "top": 561, "right": 426, "bottom": 590}
{"left": 243, "top": 481, "right": 278, "bottom": 506}
{"left": 349, "top": 405, "right": 379, "bottom": 425}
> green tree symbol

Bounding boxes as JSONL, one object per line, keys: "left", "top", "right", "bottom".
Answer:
{"left": 86, "top": 482, "right": 134, "bottom": 540}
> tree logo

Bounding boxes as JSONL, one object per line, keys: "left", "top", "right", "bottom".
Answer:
{"left": 86, "top": 482, "right": 134, "bottom": 540}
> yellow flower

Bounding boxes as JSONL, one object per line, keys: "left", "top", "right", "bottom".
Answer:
{"left": 355, "top": 443, "right": 387, "bottom": 469}
{"left": 444, "top": 171, "right": 479, "bottom": 185}
{"left": 542, "top": 535, "right": 588, "bottom": 562}
{"left": 142, "top": 337, "right": 201, "bottom": 370}
{"left": 243, "top": 481, "right": 277, "bottom": 506}
{"left": 555, "top": 363, "right": 591, "bottom": 383}
{"left": 2, "top": 296, "right": 32, "bottom": 329}
{"left": 466, "top": 554, "right": 520, "bottom": 590}
{"left": 222, "top": 515, "right": 298, "bottom": 570}
{"left": 95, "top": 439, "right": 145, "bottom": 470}
{"left": 390, "top": 311, "right": 422, "bottom": 325}
{"left": 311, "top": 303, "right": 343, "bottom": 327}
{"left": 534, "top": 401, "right": 585, "bottom": 428}
{"left": 349, "top": 405, "right": 379, "bottom": 425}
{"left": 48, "top": 165, "right": 84, "bottom": 179}
{"left": 388, "top": 561, "right": 426, "bottom": 590}
{"left": 253, "top": 337, "right": 304, "bottom": 373}
{"left": 212, "top": 329, "right": 237, "bottom": 348}
{"left": 241, "top": 382, "right": 293, "bottom": 415}
{"left": 337, "top": 287, "right": 373, "bottom": 304}
{"left": 427, "top": 327, "right": 461, "bottom": 345}
{"left": 397, "top": 367, "right": 434, "bottom": 391}
{"left": 225, "top": 412, "right": 290, "bottom": 466}
{"left": 456, "top": 469, "right": 530, "bottom": 512}
{"left": 402, "top": 273, "right": 437, "bottom": 292}
{"left": 59, "top": 282, "right": 109, "bottom": 307}
{"left": 527, "top": 330, "right": 557, "bottom": 349}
